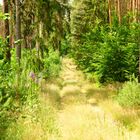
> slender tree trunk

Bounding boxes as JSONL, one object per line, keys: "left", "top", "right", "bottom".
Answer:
{"left": 132, "top": 0, "right": 136, "bottom": 21}
{"left": 117, "top": 0, "right": 121, "bottom": 24}
{"left": 9, "top": 0, "right": 15, "bottom": 48}
{"left": 3, "top": 0, "right": 11, "bottom": 61}
{"left": 138, "top": 24, "right": 140, "bottom": 82}
{"left": 137, "top": 0, "right": 140, "bottom": 82}
{"left": 108, "top": 0, "right": 112, "bottom": 26}
{"left": 15, "top": 0, "right": 21, "bottom": 64}
{"left": 136, "top": 0, "right": 138, "bottom": 22}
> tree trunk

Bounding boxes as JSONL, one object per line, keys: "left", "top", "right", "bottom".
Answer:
{"left": 137, "top": 0, "right": 140, "bottom": 82}
{"left": 108, "top": 0, "right": 112, "bottom": 26}
{"left": 9, "top": 0, "right": 15, "bottom": 48}
{"left": 117, "top": 0, "right": 121, "bottom": 24}
{"left": 15, "top": 0, "right": 21, "bottom": 64}
{"left": 138, "top": 35, "right": 140, "bottom": 82}
{"left": 3, "top": 0, "right": 11, "bottom": 61}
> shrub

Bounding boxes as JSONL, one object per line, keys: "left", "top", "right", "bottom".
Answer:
{"left": 43, "top": 49, "right": 61, "bottom": 78}
{"left": 60, "top": 38, "right": 70, "bottom": 56}
{"left": 117, "top": 77, "right": 140, "bottom": 107}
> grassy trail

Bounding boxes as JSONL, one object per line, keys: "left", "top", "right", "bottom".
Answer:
{"left": 5, "top": 57, "right": 140, "bottom": 140}
{"left": 54, "top": 57, "right": 140, "bottom": 140}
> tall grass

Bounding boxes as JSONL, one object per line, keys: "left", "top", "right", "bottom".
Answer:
{"left": 3, "top": 95, "right": 60, "bottom": 140}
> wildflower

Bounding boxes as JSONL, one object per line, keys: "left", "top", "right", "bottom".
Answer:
{"left": 29, "top": 71, "right": 36, "bottom": 80}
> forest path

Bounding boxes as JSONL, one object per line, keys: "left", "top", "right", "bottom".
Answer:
{"left": 54, "top": 57, "right": 140, "bottom": 140}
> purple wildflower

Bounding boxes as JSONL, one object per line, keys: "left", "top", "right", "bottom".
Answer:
{"left": 29, "top": 71, "right": 36, "bottom": 80}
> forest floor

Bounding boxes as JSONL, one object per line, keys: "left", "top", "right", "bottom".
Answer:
{"left": 53, "top": 57, "right": 140, "bottom": 140}
{"left": 7, "top": 57, "right": 140, "bottom": 140}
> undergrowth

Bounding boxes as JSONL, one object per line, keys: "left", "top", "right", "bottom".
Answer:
{"left": 117, "top": 77, "right": 140, "bottom": 107}
{"left": 0, "top": 39, "right": 62, "bottom": 140}
{"left": 2, "top": 95, "right": 61, "bottom": 140}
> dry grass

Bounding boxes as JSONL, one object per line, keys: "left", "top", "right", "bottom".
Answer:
{"left": 57, "top": 57, "right": 140, "bottom": 140}
{"left": 60, "top": 85, "right": 81, "bottom": 97}
{"left": 99, "top": 100, "right": 140, "bottom": 131}
{"left": 58, "top": 104, "right": 140, "bottom": 140}
{"left": 4, "top": 95, "right": 61, "bottom": 140}
{"left": 5, "top": 57, "right": 140, "bottom": 140}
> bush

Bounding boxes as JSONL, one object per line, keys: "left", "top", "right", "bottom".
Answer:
{"left": 117, "top": 77, "right": 140, "bottom": 107}
{"left": 60, "top": 38, "right": 70, "bottom": 56}
{"left": 43, "top": 49, "right": 61, "bottom": 78}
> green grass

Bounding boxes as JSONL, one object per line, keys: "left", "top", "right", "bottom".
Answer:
{"left": 3, "top": 95, "right": 60, "bottom": 140}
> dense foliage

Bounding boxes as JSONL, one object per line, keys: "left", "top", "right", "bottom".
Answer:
{"left": 0, "top": 39, "right": 61, "bottom": 139}
{"left": 0, "top": 0, "right": 140, "bottom": 138}
{"left": 71, "top": 0, "right": 140, "bottom": 83}
{"left": 0, "top": 20, "right": 61, "bottom": 140}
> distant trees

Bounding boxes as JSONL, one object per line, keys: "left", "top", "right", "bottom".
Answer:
{"left": 108, "top": 0, "right": 140, "bottom": 25}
